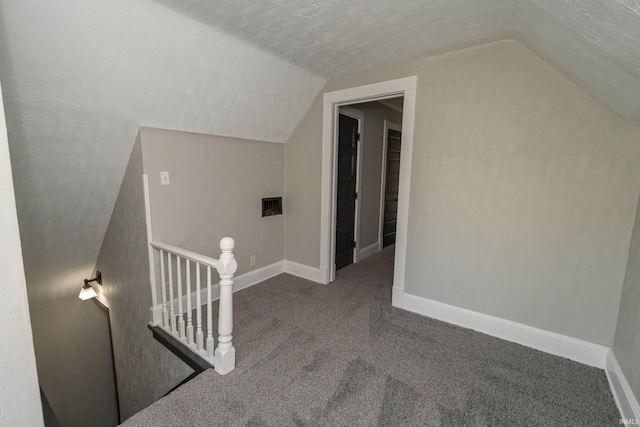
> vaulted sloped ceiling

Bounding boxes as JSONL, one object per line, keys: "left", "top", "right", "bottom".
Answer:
{"left": 1, "top": 0, "right": 639, "bottom": 307}
{"left": 154, "top": 0, "right": 640, "bottom": 126}
{"left": 510, "top": 0, "right": 640, "bottom": 126}
{"left": 151, "top": 0, "right": 513, "bottom": 78}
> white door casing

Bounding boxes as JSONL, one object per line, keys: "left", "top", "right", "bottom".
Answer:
{"left": 320, "top": 76, "right": 417, "bottom": 307}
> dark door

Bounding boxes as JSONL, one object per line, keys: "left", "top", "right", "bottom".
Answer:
{"left": 335, "top": 113, "right": 359, "bottom": 271}
{"left": 383, "top": 128, "right": 401, "bottom": 248}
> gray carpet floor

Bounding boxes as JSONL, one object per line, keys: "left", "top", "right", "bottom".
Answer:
{"left": 123, "top": 247, "right": 619, "bottom": 426}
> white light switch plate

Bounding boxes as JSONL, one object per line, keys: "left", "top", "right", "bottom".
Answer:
{"left": 160, "top": 171, "right": 170, "bottom": 185}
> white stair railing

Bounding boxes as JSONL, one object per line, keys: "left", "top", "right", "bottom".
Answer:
{"left": 148, "top": 238, "right": 238, "bottom": 374}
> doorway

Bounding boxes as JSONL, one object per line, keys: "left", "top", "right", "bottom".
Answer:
{"left": 335, "top": 101, "right": 403, "bottom": 271}
{"left": 320, "top": 76, "right": 417, "bottom": 302}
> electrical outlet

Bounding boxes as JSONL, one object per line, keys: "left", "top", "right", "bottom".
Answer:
{"left": 250, "top": 255, "right": 256, "bottom": 267}
{"left": 160, "top": 171, "right": 170, "bottom": 185}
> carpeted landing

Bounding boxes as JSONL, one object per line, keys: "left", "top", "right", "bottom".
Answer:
{"left": 123, "top": 247, "right": 619, "bottom": 426}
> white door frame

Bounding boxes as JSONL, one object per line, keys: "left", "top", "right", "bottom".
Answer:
{"left": 338, "top": 106, "right": 365, "bottom": 264}
{"left": 379, "top": 119, "right": 403, "bottom": 252}
{"left": 319, "top": 76, "right": 417, "bottom": 307}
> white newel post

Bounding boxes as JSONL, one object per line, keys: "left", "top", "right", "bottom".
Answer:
{"left": 215, "top": 237, "right": 237, "bottom": 374}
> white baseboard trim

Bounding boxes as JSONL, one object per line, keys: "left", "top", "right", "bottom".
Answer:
{"left": 234, "top": 261, "right": 285, "bottom": 291}
{"left": 284, "top": 260, "right": 325, "bottom": 284}
{"left": 318, "top": 266, "right": 329, "bottom": 284}
{"left": 399, "top": 291, "right": 609, "bottom": 368}
{"left": 163, "top": 260, "right": 326, "bottom": 315}
{"left": 606, "top": 351, "right": 640, "bottom": 421}
{"left": 391, "top": 286, "right": 404, "bottom": 308}
{"left": 168, "top": 261, "right": 286, "bottom": 313}
{"left": 355, "top": 242, "right": 380, "bottom": 263}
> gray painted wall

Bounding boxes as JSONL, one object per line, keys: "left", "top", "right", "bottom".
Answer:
{"left": 95, "top": 135, "right": 192, "bottom": 420}
{"left": 285, "top": 98, "right": 324, "bottom": 265}
{"left": 31, "top": 298, "right": 118, "bottom": 427}
{"left": 284, "top": 40, "right": 640, "bottom": 346}
{"left": 0, "top": 79, "right": 44, "bottom": 427}
{"left": 613, "top": 193, "right": 640, "bottom": 402}
{"left": 140, "top": 127, "right": 285, "bottom": 274}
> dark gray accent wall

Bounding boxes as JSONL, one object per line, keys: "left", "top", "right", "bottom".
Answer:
{"left": 31, "top": 298, "right": 119, "bottom": 427}
{"left": 94, "top": 134, "right": 192, "bottom": 420}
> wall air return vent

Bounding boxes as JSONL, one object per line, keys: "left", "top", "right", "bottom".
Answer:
{"left": 262, "top": 197, "right": 282, "bottom": 217}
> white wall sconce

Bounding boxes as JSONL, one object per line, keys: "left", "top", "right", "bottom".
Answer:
{"left": 79, "top": 271, "right": 102, "bottom": 300}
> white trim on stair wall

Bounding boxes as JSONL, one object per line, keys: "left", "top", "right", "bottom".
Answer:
{"left": 606, "top": 351, "right": 640, "bottom": 422}
{"left": 396, "top": 290, "right": 610, "bottom": 369}
{"left": 158, "top": 260, "right": 326, "bottom": 317}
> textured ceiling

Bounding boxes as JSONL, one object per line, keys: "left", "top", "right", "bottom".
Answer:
{"left": 152, "top": 0, "right": 640, "bottom": 126}
{"left": 152, "top": 0, "right": 512, "bottom": 78}
{"left": 1, "top": 0, "right": 639, "bottom": 308}
{"left": 510, "top": 0, "right": 640, "bottom": 126}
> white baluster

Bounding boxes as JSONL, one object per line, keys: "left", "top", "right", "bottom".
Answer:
{"left": 195, "top": 263, "right": 203, "bottom": 352}
{"left": 186, "top": 259, "right": 193, "bottom": 345}
{"left": 177, "top": 256, "right": 185, "bottom": 340}
{"left": 215, "top": 237, "right": 237, "bottom": 374}
{"left": 160, "top": 250, "right": 169, "bottom": 328}
{"left": 168, "top": 253, "right": 176, "bottom": 334}
{"left": 206, "top": 266, "right": 214, "bottom": 359}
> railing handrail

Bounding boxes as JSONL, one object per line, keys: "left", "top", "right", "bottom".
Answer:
{"left": 148, "top": 237, "right": 237, "bottom": 374}
{"left": 144, "top": 174, "right": 235, "bottom": 374}
{"left": 150, "top": 241, "right": 218, "bottom": 268}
